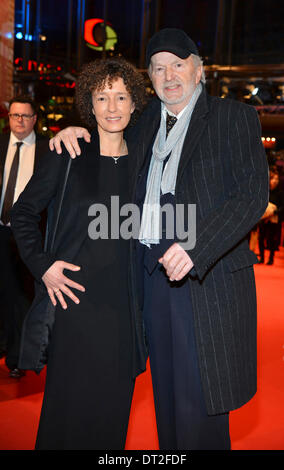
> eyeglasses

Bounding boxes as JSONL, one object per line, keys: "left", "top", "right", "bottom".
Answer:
{"left": 9, "top": 113, "right": 35, "bottom": 120}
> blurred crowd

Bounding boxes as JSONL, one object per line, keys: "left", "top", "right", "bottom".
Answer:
{"left": 249, "top": 167, "right": 284, "bottom": 265}
{"left": 220, "top": 79, "right": 284, "bottom": 108}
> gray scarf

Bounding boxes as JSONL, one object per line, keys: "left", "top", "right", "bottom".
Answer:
{"left": 139, "top": 83, "right": 202, "bottom": 247}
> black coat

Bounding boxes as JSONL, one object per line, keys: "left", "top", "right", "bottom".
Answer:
{"left": 11, "top": 89, "right": 269, "bottom": 415}
{"left": 127, "top": 87, "right": 269, "bottom": 415}
{"left": 10, "top": 133, "right": 146, "bottom": 378}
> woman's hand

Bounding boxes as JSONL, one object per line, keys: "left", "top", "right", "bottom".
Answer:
{"left": 49, "top": 127, "right": 91, "bottom": 158}
{"left": 42, "top": 260, "right": 86, "bottom": 309}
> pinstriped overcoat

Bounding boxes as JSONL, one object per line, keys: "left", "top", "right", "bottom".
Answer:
{"left": 128, "top": 86, "right": 269, "bottom": 415}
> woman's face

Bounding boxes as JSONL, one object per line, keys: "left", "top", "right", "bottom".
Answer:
{"left": 92, "top": 77, "right": 135, "bottom": 135}
{"left": 270, "top": 173, "right": 279, "bottom": 190}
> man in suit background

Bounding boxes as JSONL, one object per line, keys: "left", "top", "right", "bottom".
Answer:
{"left": 0, "top": 95, "right": 48, "bottom": 377}
{"left": 49, "top": 29, "right": 268, "bottom": 450}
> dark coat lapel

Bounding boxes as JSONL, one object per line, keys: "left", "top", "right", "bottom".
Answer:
{"left": 34, "top": 135, "right": 49, "bottom": 169}
{"left": 0, "top": 135, "right": 9, "bottom": 194}
{"left": 127, "top": 89, "right": 209, "bottom": 193}
{"left": 0, "top": 134, "right": 10, "bottom": 163}
{"left": 176, "top": 85, "right": 209, "bottom": 185}
{"left": 127, "top": 98, "right": 161, "bottom": 200}
{"left": 126, "top": 130, "right": 138, "bottom": 194}
{"left": 52, "top": 133, "right": 100, "bottom": 259}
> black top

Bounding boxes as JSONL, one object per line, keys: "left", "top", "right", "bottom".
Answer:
{"left": 73, "top": 153, "right": 130, "bottom": 305}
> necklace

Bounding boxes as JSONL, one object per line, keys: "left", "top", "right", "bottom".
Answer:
{"left": 105, "top": 139, "right": 127, "bottom": 164}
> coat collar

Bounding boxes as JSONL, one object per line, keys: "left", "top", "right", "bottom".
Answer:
{"left": 127, "top": 86, "right": 210, "bottom": 196}
{"left": 176, "top": 83, "right": 209, "bottom": 184}
{"left": 133, "top": 85, "right": 209, "bottom": 165}
{"left": 127, "top": 97, "right": 161, "bottom": 197}
{"left": 130, "top": 97, "right": 161, "bottom": 170}
{"left": 87, "top": 128, "right": 101, "bottom": 157}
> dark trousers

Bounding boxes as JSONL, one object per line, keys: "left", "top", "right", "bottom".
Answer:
{"left": 143, "top": 264, "right": 230, "bottom": 450}
{"left": 0, "top": 226, "right": 34, "bottom": 369}
{"left": 142, "top": 194, "right": 230, "bottom": 450}
{"left": 258, "top": 221, "right": 280, "bottom": 263}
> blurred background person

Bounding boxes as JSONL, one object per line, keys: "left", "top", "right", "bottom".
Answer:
{"left": 0, "top": 96, "right": 48, "bottom": 378}
{"left": 258, "top": 168, "right": 284, "bottom": 265}
{"left": 275, "top": 84, "right": 284, "bottom": 104}
{"left": 220, "top": 78, "right": 236, "bottom": 99}
{"left": 243, "top": 81, "right": 271, "bottom": 105}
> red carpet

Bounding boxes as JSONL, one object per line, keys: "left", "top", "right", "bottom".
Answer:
{"left": 0, "top": 248, "right": 283, "bottom": 451}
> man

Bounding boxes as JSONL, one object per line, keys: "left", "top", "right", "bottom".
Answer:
{"left": 0, "top": 96, "right": 48, "bottom": 377}
{"left": 49, "top": 29, "right": 268, "bottom": 449}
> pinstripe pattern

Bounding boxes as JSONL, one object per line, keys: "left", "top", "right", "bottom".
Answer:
{"left": 128, "top": 86, "right": 269, "bottom": 415}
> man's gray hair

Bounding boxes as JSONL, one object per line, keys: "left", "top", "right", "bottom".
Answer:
{"left": 191, "top": 54, "right": 206, "bottom": 84}
{"left": 148, "top": 53, "right": 206, "bottom": 84}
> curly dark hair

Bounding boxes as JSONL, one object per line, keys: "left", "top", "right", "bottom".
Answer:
{"left": 75, "top": 57, "right": 148, "bottom": 128}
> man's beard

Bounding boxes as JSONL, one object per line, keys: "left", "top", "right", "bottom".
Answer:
{"left": 158, "top": 79, "right": 197, "bottom": 108}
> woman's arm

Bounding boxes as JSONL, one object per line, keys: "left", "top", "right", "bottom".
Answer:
{"left": 10, "top": 149, "right": 85, "bottom": 308}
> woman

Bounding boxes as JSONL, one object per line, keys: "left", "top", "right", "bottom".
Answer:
{"left": 10, "top": 58, "right": 147, "bottom": 450}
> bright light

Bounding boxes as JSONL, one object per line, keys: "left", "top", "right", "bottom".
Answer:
{"left": 42, "top": 126, "right": 48, "bottom": 131}
{"left": 17, "top": 33, "right": 33, "bottom": 41}
{"left": 266, "top": 137, "right": 271, "bottom": 141}
{"left": 271, "top": 137, "right": 276, "bottom": 142}
{"left": 47, "top": 113, "right": 63, "bottom": 121}
{"left": 84, "top": 19, "right": 117, "bottom": 51}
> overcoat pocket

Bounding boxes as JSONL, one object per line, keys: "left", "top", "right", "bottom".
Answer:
{"left": 224, "top": 250, "right": 259, "bottom": 273}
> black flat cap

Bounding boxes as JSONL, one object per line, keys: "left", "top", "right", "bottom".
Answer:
{"left": 146, "top": 28, "right": 199, "bottom": 67}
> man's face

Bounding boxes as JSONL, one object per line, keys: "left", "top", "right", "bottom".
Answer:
{"left": 149, "top": 52, "right": 202, "bottom": 114}
{"left": 9, "top": 102, "right": 37, "bottom": 140}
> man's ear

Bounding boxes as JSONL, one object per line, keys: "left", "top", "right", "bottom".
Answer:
{"left": 195, "top": 66, "right": 203, "bottom": 85}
